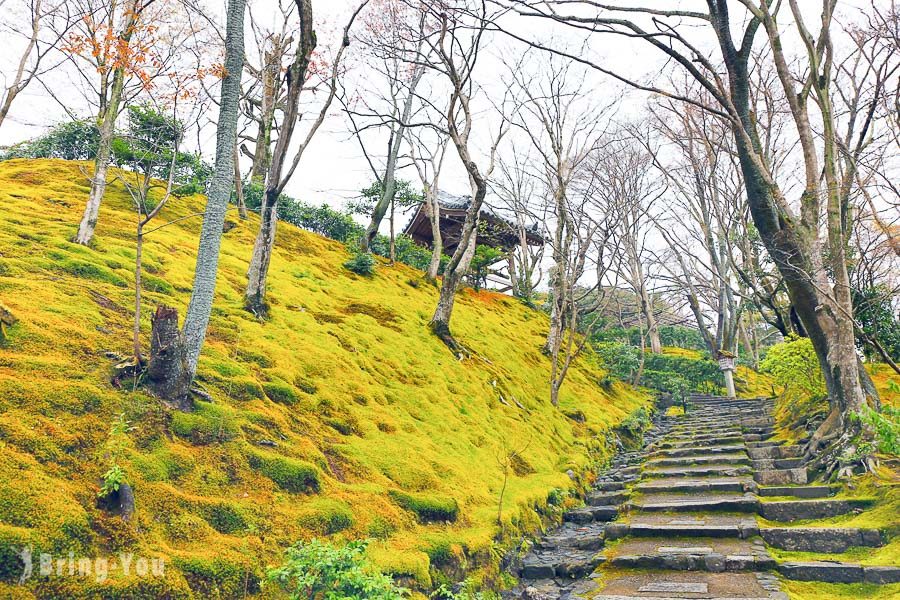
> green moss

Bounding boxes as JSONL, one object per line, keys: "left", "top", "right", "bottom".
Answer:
{"left": 55, "top": 257, "right": 127, "bottom": 287}
{"left": 248, "top": 449, "right": 321, "bottom": 493}
{"left": 170, "top": 402, "right": 240, "bottom": 445}
{"left": 143, "top": 273, "right": 174, "bottom": 294}
{"left": 262, "top": 380, "right": 300, "bottom": 406}
{"left": 297, "top": 499, "right": 354, "bottom": 535}
{"left": 198, "top": 502, "right": 250, "bottom": 535}
{"left": 174, "top": 556, "right": 260, "bottom": 598}
{"left": 389, "top": 490, "right": 459, "bottom": 523}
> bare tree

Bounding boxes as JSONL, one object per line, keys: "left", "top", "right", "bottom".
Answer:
{"left": 0, "top": 0, "right": 77, "bottom": 129}
{"left": 244, "top": 1, "right": 369, "bottom": 316}
{"left": 415, "top": 1, "right": 517, "bottom": 352}
{"left": 505, "top": 0, "right": 894, "bottom": 471}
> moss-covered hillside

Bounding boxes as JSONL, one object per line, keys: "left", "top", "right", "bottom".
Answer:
{"left": 0, "top": 159, "right": 649, "bottom": 597}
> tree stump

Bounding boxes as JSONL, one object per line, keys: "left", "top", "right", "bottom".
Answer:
{"left": 0, "top": 302, "right": 17, "bottom": 343}
{"left": 147, "top": 305, "right": 192, "bottom": 410}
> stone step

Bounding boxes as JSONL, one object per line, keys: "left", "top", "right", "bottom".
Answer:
{"left": 747, "top": 445, "right": 802, "bottom": 460}
{"left": 592, "top": 571, "right": 787, "bottom": 600}
{"left": 521, "top": 549, "right": 605, "bottom": 579}
{"left": 564, "top": 505, "right": 618, "bottom": 524}
{"left": 657, "top": 444, "right": 748, "bottom": 458}
{"left": 635, "top": 476, "right": 755, "bottom": 495}
{"left": 744, "top": 433, "right": 774, "bottom": 442}
{"left": 746, "top": 440, "right": 781, "bottom": 448}
{"left": 645, "top": 454, "right": 750, "bottom": 468}
{"left": 751, "top": 457, "right": 803, "bottom": 470}
{"left": 607, "top": 538, "right": 775, "bottom": 572}
{"left": 777, "top": 562, "right": 900, "bottom": 584}
{"left": 587, "top": 490, "right": 628, "bottom": 506}
{"left": 658, "top": 436, "right": 745, "bottom": 449}
{"left": 760, "top": 527, "right": 884, "bottom": 552}
{"left": 536, "top": 522, "right": 607, "bottom": 552}
{"left": 628, "top": 492, "right": 759, "bottom": 513}
{"left": 758, "top": 498, "right": 875, "bottom": 521}
{"left": 606, "top": 515, "right": 759, "bottom": 540}
{"left": 643, "top": 464, "right": 753, "bottom": 479}
{"left": 754, "top": 467, "right": 808, "bottom": 485}
{"left": 595, "top": 480, "right": 626, "bottom": 492}
{"left": 757, "top": 485, "right": 837, "bottom": 498}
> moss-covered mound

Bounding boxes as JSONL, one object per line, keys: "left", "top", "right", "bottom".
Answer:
{"left": 0, "top": 159, "right": 649, "bottom": 597}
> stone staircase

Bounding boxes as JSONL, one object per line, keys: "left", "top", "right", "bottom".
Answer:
{"left": 505, "top": 395, "right": 900, "bottom": 599}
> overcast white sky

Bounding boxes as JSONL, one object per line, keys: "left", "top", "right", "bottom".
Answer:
{"left": 0, "top": 0, "right": 886, "bottom": 218}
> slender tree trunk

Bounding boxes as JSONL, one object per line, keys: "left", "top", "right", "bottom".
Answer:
{"left": 426, "top": 189, "right": 442, "bottom": 281}
{"left": 431, "top": 231, "right": 476, "bottom": 351}
{"left": 73, "top": 1, "right": 139, "bottom": 246}
{"left": 234, "top": 144, "right": 247, "bottom": 219}
{"left": 389, "top": 198, "right": 395, "bottom": 264}
{"left": 180, "top": 0, "right": 246, "bottom": 383}
{"left": 245, "top": 187, "right": 278, "bottom": 314}
{"left": 134, "top": 223, "right": 144, "bottom": 362}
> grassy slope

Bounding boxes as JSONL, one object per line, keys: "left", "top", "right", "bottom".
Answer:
{"left": 0, "top": 159, "right": 648, "bottom": 596}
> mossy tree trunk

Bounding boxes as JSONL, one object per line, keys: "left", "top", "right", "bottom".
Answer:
{"left": 147, "top": 305, "right": 192, "bottom": 409}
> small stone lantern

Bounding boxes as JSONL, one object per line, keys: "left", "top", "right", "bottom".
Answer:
{"left": 717, "top": 351, "right": 737, "bottom": 399}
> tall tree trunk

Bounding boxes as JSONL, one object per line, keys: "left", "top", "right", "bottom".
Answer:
{"left": 245, "top": 187, "right": 278, "bottom": 314}
{"left": 180, "top": 0, "right": 246, "bottom": 382}
{"left": 234, "top": 143, "right": 248, "bottom": 219}
{"left": 431, "top": 229, "right": 477, "bottom": 352}
{"left": 426, "top": 188, "right": 442, "bottom": 281}
{"left": 73, "top": 0, "right": 140, "bottom": 246}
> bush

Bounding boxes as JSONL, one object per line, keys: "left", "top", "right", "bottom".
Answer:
{"left": 344, "top": 252, "right": 376, "bottom": 276}
{"left": 248, "top": 450, "right": 321, "bottom": 493}
{"left": 856, "top": 406, "right": 899, "bottom": 456}
{"left": 595, "top": 342, "right": 641, "bottom": 381}
{"left": 760, "top": 336, "right": 825, "bottom": 404}
{"left": 267, "top": 539, "right": 406, "bottom": 600}
{"left": 389, "top": 490, "right": 459, "bottom": 523}
{"left": 1, "top": 119, "right": 99, "bottom": 161}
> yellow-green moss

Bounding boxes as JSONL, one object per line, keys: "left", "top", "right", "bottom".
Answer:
{"left": 0, "top": 158, "right": 651, "bottom": 592}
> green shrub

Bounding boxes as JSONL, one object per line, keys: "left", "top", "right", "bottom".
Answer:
{"left": 248, "top": 450, "right": 321, "bottom": 493}
{"left": 263, "top": 380, "right": 300, "bottom": 406}
{"left": 389, "top": 490, "right": 459, "bottom": 523}
{"left": 344, "top": 252, "right": 376, "bottom": 276}
{"left": 856, "top": 406, "right": 900, "bottom": 456}
{"left": 760, "top": 336, "right": 825, "bottom": 403}
{"left": 267, "top": 539, "right": 406, "bottom": 600}
{"left": 1, "top": 119, "right": 99, "bottom": 161}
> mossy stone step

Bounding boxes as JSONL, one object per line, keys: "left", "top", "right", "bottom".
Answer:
{"left": 643, "top": 464, "right": 753, "bottom": 479}
{"left": 564, "top": 505, "right": 619, "bottom": 524}
{"left": 777, "top": 562, "right": 900, "bottom": 584}
{"left": 587, "top": 490, "right": 629, "bottom": 506}
{"left": 592, "top": 571, "right": 788, "bottom": 600}
{"left": 659, "top": 436, "right": 745, "bottom": 449}
{"left": 760, "top": 527, "right": 884, "bottom": 552}
{"left": 757, "top": 485, "right": 837, "bottom": 498}
{"left": 628, "top": 492, "right": 759, "bottom": 513}
{"left": 754, "top": 467, "right": 807, "bottom": 485}
{"left": 747, "top": 445, "right": 802, "bottom": 460}
{"left": 757, "top": 498, "right": 875, "bottom": 521}
{"left": 635, "top": 476, "right": 755, "bottom": 494}
{"left": 520, "top": 549, "right": 605, "bottom": 579}
{"left": 606, "top": 537, "right": 775, "bottom": 572}
{"left": 606, "top": 515, "right": 759, "bottom": 540}
{"left": 645, "top": 454, "right": 750, "bottom": 468}
{"left": 751, "top": 457, "right": 803, "bottom": 470}
{"left": 657, "top": 444, "right": 747, "bottom": 458}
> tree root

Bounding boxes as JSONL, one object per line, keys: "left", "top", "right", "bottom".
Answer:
{"left": 429, "top": 320, "right": 470, "bottom": 359}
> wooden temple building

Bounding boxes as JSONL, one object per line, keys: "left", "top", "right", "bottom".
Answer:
{"left": 403, "top": 192, "right": 545, "bottom": 288}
